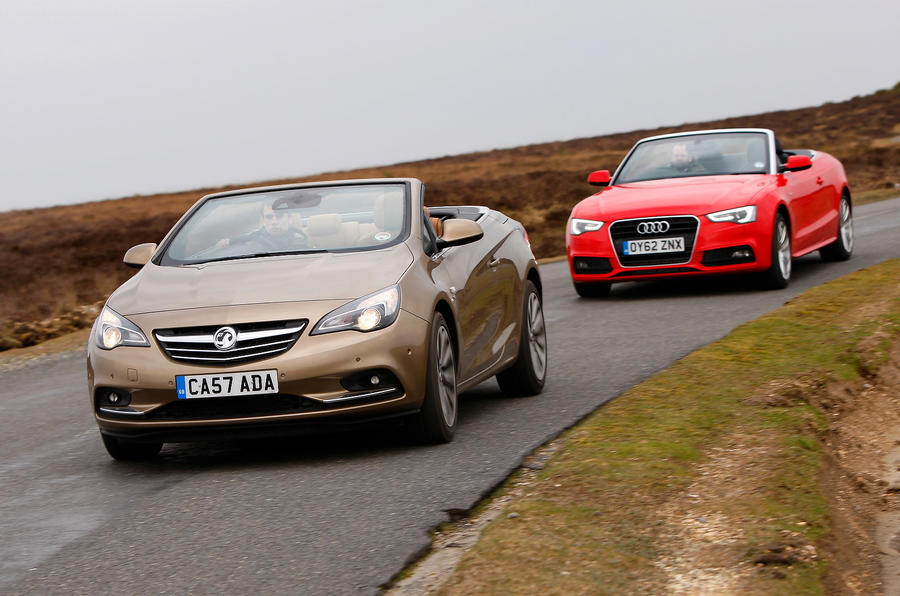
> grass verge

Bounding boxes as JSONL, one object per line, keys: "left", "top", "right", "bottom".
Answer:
{"left": 432, "top": 259, "right": 900, "bottom": 595}
{"left": 855, "top": 187, "right": 900, "bottom": 205}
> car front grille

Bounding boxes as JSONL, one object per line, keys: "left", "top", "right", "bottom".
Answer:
{"left": 154, "top": 319, "right": 307, "bottom": 366}
{"left": 608, "top": 216, "right": 699, "bottom": 267}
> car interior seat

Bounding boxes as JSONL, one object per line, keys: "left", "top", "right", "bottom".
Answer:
{"left": 695, "top": 142, "right": 725, "bottom": 173}
{"left": 372, "top": 193, "right": 404, "bottom": 241}
{"left": 424, "top": 206, "right": 444, "bottom": 237}
{"left": 745, "top": 141, "right": 768, "bottom": 172}
{"left": 306, "top": 213, "right": 344, "bottom": 248}
{"left": 774, "top": 135, "right": 788, "bottom": 165}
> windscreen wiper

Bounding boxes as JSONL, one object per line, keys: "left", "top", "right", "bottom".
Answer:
{"left": 193, "top": 249, "right": 328, "bottom": 264}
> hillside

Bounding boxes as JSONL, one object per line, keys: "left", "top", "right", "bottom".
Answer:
{"left": 1, "top": 83, "right": 898, "bottom": 349}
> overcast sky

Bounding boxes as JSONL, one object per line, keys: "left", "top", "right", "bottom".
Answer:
{"left": 1, "top": 0, "right": 897, "bottom": 213}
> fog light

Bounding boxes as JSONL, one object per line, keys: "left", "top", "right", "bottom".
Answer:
{"left": 731, "top": 249, "right": 751, "bottom": 259}
{"left": 95, "top": 387, "right": 132, "bottom": 407}
{"left": 340, "top": 369, "right": 401, "bottom": 393}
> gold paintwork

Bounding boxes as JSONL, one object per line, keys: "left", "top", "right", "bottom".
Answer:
{"left": 87, "top": 178, "right": 539, "bottom": 443}
{"left": 123, "top": 243, "right": 157, "bottom": 268}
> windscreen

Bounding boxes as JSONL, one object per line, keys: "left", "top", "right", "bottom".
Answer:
{"left": 615, "top": 132, "right": 769, "bottom": 184}
{"left": 159, "top": 183, "right": 408, "bottom": 266}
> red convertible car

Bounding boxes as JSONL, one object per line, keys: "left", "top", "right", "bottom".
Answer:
{"left": 566, "top": 128, "right": 853, "bottom": 297}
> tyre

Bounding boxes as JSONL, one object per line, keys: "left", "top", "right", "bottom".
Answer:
{"left": 762, "top": 212, "right": 791, "bottom": 289}
{"left": 101, "top": 433, "right": 162, "bottom": 461}
{"left": 497, "top": 281, "right": 547, "bottom": 397}
{"left": 573, "top": 281, "right": 611, "bottom": 298}
{"left": 820, "top": 194, "right": 853, "bottom": 261}
{"left": 414, "top": 311, "right": 458, "bottom": 443}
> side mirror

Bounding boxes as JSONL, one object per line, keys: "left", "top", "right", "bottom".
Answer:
{"left": 587, "top": 170, "right": 611, "bottom": 187}
{"left": 436, "top": 219, "right": 483, "bottom": 250}
{"left": 123, "top": 243, "right": 157, "bottom": 268}
{"left": 782, "top": 155, "right": 812, "bottom": 173}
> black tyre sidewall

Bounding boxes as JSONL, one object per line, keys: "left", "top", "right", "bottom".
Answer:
{"left": 496, "top": 281, "right": 547, "bottom": 396}
{"left": 820, "top": 196, "right": 852, "bottom": 261}
{"left": 418, "top": 312, "right": 456, "bottom": 443}
{"left": 764, "top": 213, "right": 790, "bottom": 289}
{"left": 515, "top": 282, "right": 546, "bottom": 392}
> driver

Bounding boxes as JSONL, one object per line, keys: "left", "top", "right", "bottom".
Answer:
{"left": 216, "top": 202, "right": 309, "bottom": 251}
{"left": 668, "top": 142, "right": 705, "bottom": 174}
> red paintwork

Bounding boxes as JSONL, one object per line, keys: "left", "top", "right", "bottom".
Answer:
{"left": 587, "top": 170, "right": 611, "bottom": 186}
{"left": 566, "top": 131, "right": 850, "bottom": 286}
{"left": 785, "top": 154, "right": 813, "bottom": 171}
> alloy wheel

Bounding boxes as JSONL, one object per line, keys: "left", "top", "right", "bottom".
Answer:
{"left": 839, "top": 199, "right": 853, "bottom": 252}
{"left": 776, "top": 219, "right": 791, "bottom": 280}
{"left": 435, "top": 325, "right": 457, "bottom": 427}
{"left": 526, "top": 293, "right": 547, "bottom": 381}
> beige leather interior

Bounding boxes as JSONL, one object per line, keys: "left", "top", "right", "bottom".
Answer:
{"left": 306, "top": 214, "right": 363, "bottom": 249}
{"left": 424, "top": 207, "right": 444, "bottom": 237}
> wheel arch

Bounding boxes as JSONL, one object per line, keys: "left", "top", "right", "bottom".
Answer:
{"left": 526, "top": 265, "right": 542, "bottom": 298}
{"left": 776, "top": 202, "right": 791, "bottom": 233}
{"left": 433, "top": 299, "right": 459, "bottom": 360}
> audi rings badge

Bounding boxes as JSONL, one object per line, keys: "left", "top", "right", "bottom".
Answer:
{"left": 213, "top": 326, "right": 238, "bottom": 350}
{"left": 636, "top": 220, "right": 670, "bottom": 234}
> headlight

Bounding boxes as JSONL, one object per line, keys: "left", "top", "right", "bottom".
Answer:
{"left": 706, "top": 206, "right": 757, "bottom": 224}
{"left": 570, "top": 218, "right": 605, "bottom": 236}
{"left": 311, "top": 285, "right": 401, "bottom": 335}
{"left": 93, "top": 306, "right": 150, "bottom": 350}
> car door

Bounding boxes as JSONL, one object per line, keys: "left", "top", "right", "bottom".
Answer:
{"left": 431, "top": 213, "right": 520, "bottom": 386}
{"left": 779, "top": 167, "right": 821, "bottom": 254}
{"left": 806, "top": 157, "right": 842, "bottom": 247}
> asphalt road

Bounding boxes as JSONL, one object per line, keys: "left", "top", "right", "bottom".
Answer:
{"left": 2, "top": 197, "right": 899, "bottom": 595}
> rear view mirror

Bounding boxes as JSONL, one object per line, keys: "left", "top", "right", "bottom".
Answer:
{"left": 587, "top": 170, "right": 611, "bottom": 187}
{"left": 273, "top": 191, "right": 322, "bottom": 210}
{"left": 123, "top": 243, "right": 157, "bottom": 268}
{"left": 436, "top": 219, "right": 483, "bottom": 249}
{"left": 783, "top": 155, "right": 812, "bottom": 172}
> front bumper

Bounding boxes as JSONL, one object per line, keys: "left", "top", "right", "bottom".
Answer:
{"left": 87, "top": 304, "right": 430, "bottom": 439}
{"left": 567, "top": 216, "right": 772, "bottom": 283}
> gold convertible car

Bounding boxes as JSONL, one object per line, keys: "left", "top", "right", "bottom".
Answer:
{"left": 87, "top": 178, "right": 546, "bottom": 459}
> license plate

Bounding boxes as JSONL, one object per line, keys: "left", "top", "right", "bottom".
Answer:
{"left": 623, "top": 237, "right": 685, "bottom": 255}
{"left": 176, "top": 370, "right": 278, "bottom": 399}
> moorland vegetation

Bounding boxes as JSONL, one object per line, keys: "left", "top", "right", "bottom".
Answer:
{"left": 1, "top": 83, "right": 898, "bottom": 350}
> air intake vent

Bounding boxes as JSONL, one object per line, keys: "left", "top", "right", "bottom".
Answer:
{"left": 154, "top": 319, "right": 306, "bottom": 366}
{"left": 701, "top": 245, "right": 755, "bottom": 266}
{"left": 572, "top": 257, "right": 613, "bottom": 274}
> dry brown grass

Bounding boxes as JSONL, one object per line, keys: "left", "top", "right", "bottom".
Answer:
{"left": 1, "top": 83, "right": 898, "bottom": 349}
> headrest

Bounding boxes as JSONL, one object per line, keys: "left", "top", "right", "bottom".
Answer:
{"left": 306, "top": 213, "right": 341, "bottom": 236}
{"left": 375, "top": 193, "right": 404, "bottom": 230}
{"left": 430, "top": 217, "right": 444, "bottom": 237}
